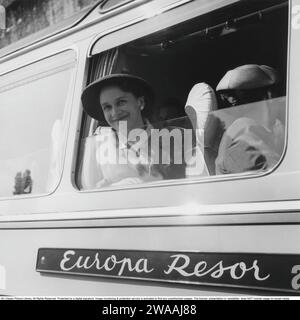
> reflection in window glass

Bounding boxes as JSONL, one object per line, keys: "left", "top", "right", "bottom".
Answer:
{"left": 204, "top": 97, "right": 286, "bottom": 175}
{"left": 77, "top": 0, "right": 288, "bottom": 190}
{"left": 0, "top": 0, "right": 100, "bottom": 49}
{"left": 0, "top": 50, "right": 76, "bottom": 197}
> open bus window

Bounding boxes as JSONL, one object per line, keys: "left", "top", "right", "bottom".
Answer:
{"left": 0, "top": 50, "right": 76, "bottom": 198}
{"left": 76, "top": 0, "right": 288, "bottom": 190}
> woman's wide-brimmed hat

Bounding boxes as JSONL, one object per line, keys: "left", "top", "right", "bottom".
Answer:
{"left": 81, "top": 73, "right": 154, "bottom": 124}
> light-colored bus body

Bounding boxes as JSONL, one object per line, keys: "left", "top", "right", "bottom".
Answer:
{"left": 0, "top": 0, "right": 299, "bottom": 296}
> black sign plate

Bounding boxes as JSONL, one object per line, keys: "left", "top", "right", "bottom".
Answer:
{"left": 36, "top": 248, "right": 300, "bottom": 294}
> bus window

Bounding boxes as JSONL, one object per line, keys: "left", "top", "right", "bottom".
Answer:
{"left": 0, "top": 50, "right": 76, "bottom": 198}
{"left": 0, "top": 1, "right": 99, "bottom": 50}
{"left": 77, "top": 0, "right": 288, "bottom": 190}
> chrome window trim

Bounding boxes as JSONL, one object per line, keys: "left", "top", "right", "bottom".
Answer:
{"left": 99, "top": 0, "right": 150, "bottom": 14}
{"left": 1, "top": 201, "right": 300, "bottom": 227}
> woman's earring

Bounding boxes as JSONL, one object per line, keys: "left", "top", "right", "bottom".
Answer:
{"left": 141, "top": 105, "right": 145, "bottom": 110}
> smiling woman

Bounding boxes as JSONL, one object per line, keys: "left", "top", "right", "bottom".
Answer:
{"left": 81, "top": 73, "right": 153, "bottom": 132}
{"left": 80, "top": 73, "right": 187, "bottom": 188}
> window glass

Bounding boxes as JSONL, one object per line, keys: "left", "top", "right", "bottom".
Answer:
{"left": 0, "top": 50, "right": 76, "bottom": 197}
{"left": 77, "top": 0, "right": 288, "bottom": 190}
{"left": 0, "top": 0, "right": 100, "bottom": 49}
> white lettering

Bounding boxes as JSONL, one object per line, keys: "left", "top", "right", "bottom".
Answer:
{"left": 94, "top": 121, "right": 207, "bottom": 175}
{"left": 151, "top": 128, "right": 183, "bottom": 164}
{"left": 291, "top": 265, "right": 300, "bottom": 290}
{"left": 94, "top": 253, "right": 102, "bottom": 270}
{"left": 96, "top": 129, "right": 118, "bottom": 165}
{"left": 127, "top": 129, "right": 149, "bottom": 165}
{"left": 75, "top": 256, "right": 85, "bottom": 269}
{"left": 184, "top": 131, "right": 206, "bottom": 175}
{"left": 59, "top": 250, "right": 154, "bottom": 276}
{"left": 60, "top": 250, "right": 76, "bottom": 271}
{"left": 230, "top": 262, "right": 249, "bottom": 280}
{"left": 117, "top": 257, "right": 134, "bottom": 276}
{"left": 164, "top": 255, "right": 270, "bottom": 282}
{"left": 102, "top": 304, "right": 136, "bottom": 318}
{"left": 133, "top": 258, "right": 154, "bottom": 274}
{"left": 194, "top": 261, "right": 208, "bottom": 276}
{"left": 102, "top": 306, "right": 108, "bottom": 315}
{"left": 103, "top": 255, "right": 117, "bottom": 271}
{"left": 252, "top": 260, "right": 270, "bottom": 281}
{"left": 164, "top": 254, "right": 192, "bottom": 276}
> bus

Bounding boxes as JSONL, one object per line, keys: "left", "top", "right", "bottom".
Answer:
{"left": 0, "top": 0, "right": 299, "bottom": 296}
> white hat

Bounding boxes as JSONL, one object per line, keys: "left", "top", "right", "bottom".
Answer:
{"left": 216, "top": 64, "right": 279, "bottom": 92}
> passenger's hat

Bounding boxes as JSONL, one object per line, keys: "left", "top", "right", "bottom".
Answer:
{"left": 216, "top": 65, "right": 279, "bottom": 92}
{"left": 81, "top": 73, "right": 154, "bottom": 124}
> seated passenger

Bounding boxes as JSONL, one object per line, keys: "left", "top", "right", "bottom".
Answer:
{"left": 214, "top": 64, "right": 284, "bottom": 174}
{"left": 81, "top": 73, "right": 186, "bottom": 187}
{"left": 216, "top": 64, "right": 280, "bottom": 108}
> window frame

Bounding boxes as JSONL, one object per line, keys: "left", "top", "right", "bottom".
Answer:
{"left": 75, "top": 0, "right": 290, "bottom": 193}
{"left": 0, "top": 49, "right": 78, "bottom": 201}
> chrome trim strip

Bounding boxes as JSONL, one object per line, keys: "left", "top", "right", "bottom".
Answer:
{"left": 1, "top": 205, "right": 300, "bottom": 228}
{"left": 99, "top": 0, "right": 149, "bottom": 14}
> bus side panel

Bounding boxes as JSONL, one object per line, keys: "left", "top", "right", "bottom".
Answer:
{"left": 0, "top": 223, "right": 299, "bottom": 295}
